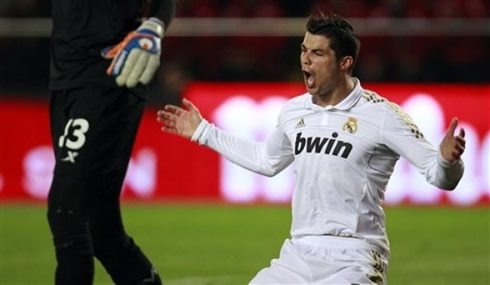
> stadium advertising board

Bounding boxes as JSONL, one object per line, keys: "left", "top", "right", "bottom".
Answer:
{"left": 0, "top": 83, "right": 488, "bottom": 205}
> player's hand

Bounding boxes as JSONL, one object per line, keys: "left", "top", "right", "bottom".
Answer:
{"left": 157, "top": 98, "right": 203, "bottom": 139}
{"left": 440, "top": 118, "right": 465, "bottom": 162}
{"left": 101, "top": 18, "right": 164, "bottom": 88}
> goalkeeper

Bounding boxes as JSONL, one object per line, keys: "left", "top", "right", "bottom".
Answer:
{"left": 48, "top": 1, "right": 175, "bottom": 284}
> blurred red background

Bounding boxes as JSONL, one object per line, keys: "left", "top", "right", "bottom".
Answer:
{"left": 1, "top": 82, "right": 488, "bottom": 206}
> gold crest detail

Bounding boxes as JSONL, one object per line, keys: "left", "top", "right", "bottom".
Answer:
{"left": 343, "top": 117, "right": 358, "bottom": 134}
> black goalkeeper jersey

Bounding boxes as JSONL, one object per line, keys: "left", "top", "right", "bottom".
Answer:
{"left": 49, "top": 0, "right": 144, "bottom": 90}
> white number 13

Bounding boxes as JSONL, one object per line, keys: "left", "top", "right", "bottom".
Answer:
{"left": 58, "top": 118, "right": 90, "bottom": 150}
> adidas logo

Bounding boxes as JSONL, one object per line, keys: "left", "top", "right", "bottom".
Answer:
{"left": 295, "top": 118, "right": 305, "bottom": 129}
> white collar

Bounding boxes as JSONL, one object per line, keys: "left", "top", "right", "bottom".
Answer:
{"left": 304, "top": 78, "right": 363, "bottom": 111}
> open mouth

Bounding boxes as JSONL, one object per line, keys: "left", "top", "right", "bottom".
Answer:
{"left": 303, "top": 70, "right": 311, "bottom": 79}
{"left": 303, "top": 70, "right": 314, "bottom": 87}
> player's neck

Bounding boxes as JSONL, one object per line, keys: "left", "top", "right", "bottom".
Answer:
{"left": 314, "top": 76, "right": 355, "bottom": 107}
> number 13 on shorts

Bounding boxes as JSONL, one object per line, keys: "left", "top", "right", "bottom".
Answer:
{"left": 58, "top": 118, "right": 89, "bottom": 163}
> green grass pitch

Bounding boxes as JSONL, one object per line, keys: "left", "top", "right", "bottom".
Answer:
{"left": 0, "top": 204, "right": 488, "bottom": 284}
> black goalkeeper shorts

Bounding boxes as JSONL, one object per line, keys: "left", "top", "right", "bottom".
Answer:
{"left": 49, "top": 85, "right": 146, "bottom": 198}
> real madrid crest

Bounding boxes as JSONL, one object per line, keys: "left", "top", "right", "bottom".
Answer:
{"left": 343, "top": 117, "right": 358, "bottom": 134}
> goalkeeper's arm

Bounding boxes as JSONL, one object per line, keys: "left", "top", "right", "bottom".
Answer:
{"left": 102, "top": 0, "right": 176, "bottom": 88}
{"left": 149, "top": 0, "right": 176, "bottom": 32}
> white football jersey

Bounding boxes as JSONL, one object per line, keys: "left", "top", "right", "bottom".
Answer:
{"left": 191, "top": 78, "right": 464, "bottom": 254}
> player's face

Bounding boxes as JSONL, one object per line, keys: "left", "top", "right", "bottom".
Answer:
{"left": 300, "top": 32, "right": 341, "bottom": 97}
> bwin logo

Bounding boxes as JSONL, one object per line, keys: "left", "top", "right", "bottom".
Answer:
{"left": 294, "top": 132, "right": 353, "bottom": 158}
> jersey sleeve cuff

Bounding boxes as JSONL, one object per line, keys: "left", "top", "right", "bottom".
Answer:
{"left": 437, "top": 149, "right": 459, "bottom": 168}
{"left": 139, "top": 18, "right": 165, "bottom": 37}
{"left": 190, "top": 119, "right": 212, "bottom": 144}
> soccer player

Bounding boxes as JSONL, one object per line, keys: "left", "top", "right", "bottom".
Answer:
{"left": 48, "top": 1, "right": 175, "bottom": 284}
{"left": 157, "top": 14, "right": 465, "bottom": 284}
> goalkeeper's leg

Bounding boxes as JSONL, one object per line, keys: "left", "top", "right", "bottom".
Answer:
{"left": 89, "top": 87, "right": 161, "bottom": 284}
{"left": 47, "top": 174, "right": 95, "bottom": 285}
{"left": 47, "top": 89, "right": 96, "bottom": 285}
{"left": 90, "top": 194, "right": 161, "bottom": 285}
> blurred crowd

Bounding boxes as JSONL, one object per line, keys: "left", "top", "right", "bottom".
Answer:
{"left": 177, "top": 0, "right": 489, "bottom": 18}
{"left": 0, "top": 0, "right": 488, "bottom": 102}
{"left": 4, "top": 0, "right": 487, "bottom": 18}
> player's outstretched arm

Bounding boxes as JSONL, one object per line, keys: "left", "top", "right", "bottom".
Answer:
{"left": 158, "top": 98, "right": 294, "bottom": 176}
{"left": 440, "top": 118, "right": 466, "bottom": 162}
{"left": 381, "top": 107, "right": 464, "bottom": 190}
{"left": 157, "top": 98, "right": 203, "bottom": 138}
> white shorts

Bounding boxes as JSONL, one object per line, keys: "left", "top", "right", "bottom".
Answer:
{"left": 249, "top": 235, "right": 388, "bottom": 285}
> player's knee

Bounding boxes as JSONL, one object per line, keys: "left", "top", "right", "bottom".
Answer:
{"left": 47, "top": 207, "right": 93, "bottom": 256}
{"left": 54, "top": 231, "right": 93, "bottom": 256}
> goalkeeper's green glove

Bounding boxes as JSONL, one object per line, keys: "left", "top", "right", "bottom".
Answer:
{"left": 102, "top": 18, "right": 164, "bottom": 88}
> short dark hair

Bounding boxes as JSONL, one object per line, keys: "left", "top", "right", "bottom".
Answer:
{"left": 306, "top": 13, "right": 361, "bottom": 73}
